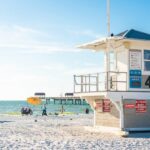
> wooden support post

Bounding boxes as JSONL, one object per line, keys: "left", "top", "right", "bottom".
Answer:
{"left": 72, "top": 99, "right": 74, "bottom": 104}
{"left": 85, "top": 76, "right": 87, "bottom": 92}
{"left": 81, "top": 75, "right": 83, "bottom": 92}
{"left": 89, "top": 74, "right": 90, "bottom": 92}
{"left": 74, "top": 75, "right": 76, "bottom": 93}
{"left": 96, "top": 73, "right": 99, "bottom": 92}
{"left": 65, "top": 99, "right": 67, "bottom": 105}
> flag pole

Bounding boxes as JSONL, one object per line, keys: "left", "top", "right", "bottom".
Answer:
{"left": 106, "top": 0, "right": 110, "bottom": 90}
{"left": 107, "top": 0, "right": 110, "bottom": 36}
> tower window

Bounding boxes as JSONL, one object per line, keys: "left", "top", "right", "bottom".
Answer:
{"left": 144, "top": 50, "right": 150, "bottom": 71}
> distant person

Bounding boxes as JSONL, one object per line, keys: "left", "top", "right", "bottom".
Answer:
{"left": 29, "top": 108, "right": 33, "bottom": 115}
{"left": 85, "top": 108, "right": 89, "bottom": 114}
{"left": 60, "top": 105, "right": 65, "bottom": 114}
{"left": 42, "top": 104, "right": 47, "bottom": 116}
{"left": 21, "top": 107, "right": 33, "bottom": 115}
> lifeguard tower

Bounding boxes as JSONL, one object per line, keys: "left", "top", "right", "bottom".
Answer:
{"left": 74, "top": 29, "right": 150, "bottom": 131}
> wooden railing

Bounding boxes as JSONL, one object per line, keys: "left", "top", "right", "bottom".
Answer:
{"left": 74, "top": 71, "right": 127, "bottom": 93}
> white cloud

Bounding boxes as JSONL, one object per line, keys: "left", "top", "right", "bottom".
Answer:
{"left": 40, "top": 61, "right": 103, "bottom": 75}
{"left": 66, "top": 67, "right": 102, "bottom": 75}
{"left": 0, "top": 25, "right": 81, "bottom": 54}
{"left": 0, "top": 25, "right": 103, "bottom": 99}
{"left": 42, "top": 63, "right": 67, "bottom": 72}
{"left": 20, "top": 45, "right": 81, "bottom": 54}
{"left": 0, "top": 62, "right": 71, "bottom": 99}
{"left": 68, "top": 29, "right": 103, "bottom": 39}
{"left": 0, "top": 63, "right": 56, "bottom": 99}
{"left": 13, "top": 25, "right": 41, "bottom": 34}
{"left": 0, "top": 61, "right": 103, "bottom": 99}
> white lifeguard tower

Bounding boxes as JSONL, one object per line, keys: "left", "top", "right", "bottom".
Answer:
{"left": 74, "top": 29, "right": 150, "bottom": 131}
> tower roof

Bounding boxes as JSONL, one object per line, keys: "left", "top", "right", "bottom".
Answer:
{"left": 115, "top": 29, "right": 150, "bottom": 40}
{"left": 77, "top": 29, "right": 150, "bottom": 51}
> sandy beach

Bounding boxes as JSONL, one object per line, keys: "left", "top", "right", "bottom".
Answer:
{"left": 0, "top": 114, "right": 149, "bottom": 150}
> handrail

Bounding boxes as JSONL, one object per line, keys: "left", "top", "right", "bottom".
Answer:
{"left": 74, "top": 71, "right": 127, "bottom": 93}
{"left": 74, "top": 71, "right": 127, "bottom": 76}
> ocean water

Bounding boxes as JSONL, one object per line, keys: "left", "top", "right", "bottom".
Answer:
{"left": 0, "top": 100, "right": 93, "bottom": 115}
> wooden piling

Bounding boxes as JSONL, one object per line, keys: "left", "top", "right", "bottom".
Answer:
{"left": 44, "top": 96, "right": 86, "bottom": 105}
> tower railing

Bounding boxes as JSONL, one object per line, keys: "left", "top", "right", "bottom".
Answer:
{"left": 74, "top": 71, "right": 127, "bottom": 93}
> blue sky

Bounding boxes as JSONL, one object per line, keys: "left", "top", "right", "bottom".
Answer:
{"left": 0, "top": 0, "right": 150, "bottom": 100}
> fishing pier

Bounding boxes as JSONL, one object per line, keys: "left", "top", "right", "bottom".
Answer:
{"left": 34, "top": 93, "right": 87, "bottom": 105}
{"left": 45, "top": 97, "right": 86, "bottom": 105}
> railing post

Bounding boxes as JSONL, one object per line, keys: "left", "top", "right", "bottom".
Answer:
{"left": 96, "top": 73, "right": 99, "bottom": 92}
{"left": 126, "top": 72, "right": 127, "bottom": 91}
{"left": 74, "top": 71, "right": 127, "bottom": 93}
{"left": 89, "top": 74, "right": 90, "bottom": 92}
{"left": 106, "top": 72, "right": 108, "bottom": 91}
{"left": 116, "top": 73, "right": 118, "bottom": 91}
{"left": 85, "top": 76, "right": 87, "bottom": 92}
{"left": 74, "top": 75, "right": 75, "bottom": 93}
{"left": 81, "top": 75, "right": 83, "bottom": 92}
{"left": 107, "top": 71, "right": 110, "bottom": 91}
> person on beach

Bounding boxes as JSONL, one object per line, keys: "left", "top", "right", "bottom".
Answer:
{"left": 42, "top": 104, "right": 47, "bottom": 116}
{"left": 85, "top": 108, "right": 89, "bottom": 114}
{"left": 21, "top": 107, "right": 33, "bottom": 115}
{"left": 60, "top": 105, "right": 65, "bottom": 114}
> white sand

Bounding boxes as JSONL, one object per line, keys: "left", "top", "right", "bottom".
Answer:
{"left": 0, "top": 114, "right": 150, "bottom": 150}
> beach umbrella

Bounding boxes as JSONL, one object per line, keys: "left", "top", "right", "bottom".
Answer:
{"left": 27, "top": 97, "right": 42, "bottom": 105}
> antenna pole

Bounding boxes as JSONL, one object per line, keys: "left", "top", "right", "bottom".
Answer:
{"left": 106, "top": 0, "right": 110, "bottom": 90}
{"left": 107, "top": 0, "right": 110, "bottom": 36}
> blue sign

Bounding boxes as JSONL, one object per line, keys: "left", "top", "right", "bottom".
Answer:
{"left": 130, "top": 70, "right": 142, "bottom": 88}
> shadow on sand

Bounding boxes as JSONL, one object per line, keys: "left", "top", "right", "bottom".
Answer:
{"left": 128, "top": 131, "right": 150, "bottom": 138}
{"left": 0, "top": 121, "right": 14, "bottom": 124}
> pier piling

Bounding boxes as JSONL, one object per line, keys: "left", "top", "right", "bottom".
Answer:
{"left": 45, "top": 96, "right": 86, "bottom": 105}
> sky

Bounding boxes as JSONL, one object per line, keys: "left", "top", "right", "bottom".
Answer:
{"left": 0, "top": 0, "right": 150, "bottom": 100}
